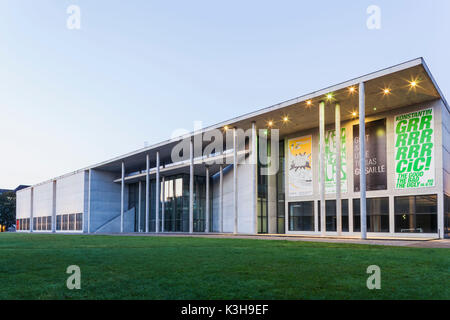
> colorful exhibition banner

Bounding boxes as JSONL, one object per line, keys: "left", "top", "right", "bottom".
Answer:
{"left": 394, "top": 108, "right": 435, "bottom": 189}
{"left": 353, "top": 118, "right": 387, "bottom": 192}
{"left": 288, "top": 135, "right": 313, "bottom": 196}
{"left": 324, "top": 128, "right": 347, "bottom": 194}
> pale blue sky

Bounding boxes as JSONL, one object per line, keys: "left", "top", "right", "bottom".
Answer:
{"left": 1, "top": 0, "right": 449, "bottom": 188}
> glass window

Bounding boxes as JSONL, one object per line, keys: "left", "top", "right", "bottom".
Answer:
{"left": 56, "top": 215, "right": 62, "bottom": 231}
{"left": 395, "top": 195, "right": 437, "bottom": 233}
{"left": 62, "top": 215, "right": 68, "bottom": 231}
{"left": 353, "top": 197, "right": 389, "bottom": 232}
{"left": 69, "top": 214, "right": 76, "bottom": 230}
{"left": 318, "top": 200, "right": 349, "bottom": 232}
{"left": 76, "top": 213, "right": 82, "bottom": 231}
{"left": 289, "top": 201, "right": 314, "bottom": 231}
{"left": 276, "top": 140, "right": 285, "bottom": 234}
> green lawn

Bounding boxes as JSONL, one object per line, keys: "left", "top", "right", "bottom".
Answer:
{"left": 0, "top": 233, "right": 448, "bottom": 300}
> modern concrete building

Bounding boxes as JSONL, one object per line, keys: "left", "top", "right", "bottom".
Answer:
{"left": 16, "top": 58, "right": 450, "bottom": 239}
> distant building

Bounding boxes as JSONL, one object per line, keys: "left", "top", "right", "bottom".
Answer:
{"left": 0, "top": 186, "right": 29, "bottom": 195}
{"left": 0, "top": 189, "right": 12, "bottom": 195}
{"left": 14, "top": 185, "right": 29, "bottom": 192}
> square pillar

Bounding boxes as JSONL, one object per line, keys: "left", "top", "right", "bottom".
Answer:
{"left": 233, "top": 127, "right": 238, "bottom": 234}
{"left": 30, "top": 187, "right": 34, "bottom": 232}
{"left": 219, "top": 165, "right": 224, "bottom": 233}
{"left": 161, "top": 176, "right": 165, "bottom": 232}
{"left": 205, "top": 167, "right": 210, "bottom": 233}
{"left": 359, "top": 82, "right": 367, "bottom": 239}
{"left": 146, "top": 154, "right": 150, "bottom": 233}
{"left": 251, "top": 122, "right": 258, "bottom": 234}
{"left": 319, "top": 101, "right": 326, "bottom": 236}
{"left": 335, "top": 102, "right": 342, "bottom": 236}
{"left": 120, "top": 161, "right": 125, "bottom": 233}
{"left": 155, "top": 151, "right": 160, "bottom": 233}
{"left": 138, "top": 180, "right": 142, "bottom": 232}
{"left": 52, "top": 180, "right": 57, "bottom": 233}
{"left": 189, "top": 139, "right": 194, "bottom": 233}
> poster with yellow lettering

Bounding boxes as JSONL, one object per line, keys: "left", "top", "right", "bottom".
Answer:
{"left": 288, "top": 135, "right": 313, "bottom": 196}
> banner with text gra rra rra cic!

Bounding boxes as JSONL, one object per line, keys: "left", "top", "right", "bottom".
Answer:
{"left": 395, "top": 108, "right": 435, "bottom": 189}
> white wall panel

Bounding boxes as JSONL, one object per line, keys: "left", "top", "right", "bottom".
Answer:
{"left": 16, "top": 188, "right": 31, "bottom": 219}
{"left": 56, "top": 172, "right": 85, "bottom": 215}
{"left": 33, "top": 182, "right": 53, "bottom": 217}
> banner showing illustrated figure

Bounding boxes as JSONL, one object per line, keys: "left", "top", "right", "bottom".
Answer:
{"left": 353, "top": 119, "right": 387, "bottom": 192}
{"left": 288, "top": 135, "right": 313, "bottom": 196}
{"left": 394, "top": 108, "right": 435, "bottom": 189}
{"left": 324, "top": 128, "right": 347, "bottom": 194}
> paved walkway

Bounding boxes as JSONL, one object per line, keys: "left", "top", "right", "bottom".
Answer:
{"left": 101, "top": 232, "right": 450, "bottom": 248}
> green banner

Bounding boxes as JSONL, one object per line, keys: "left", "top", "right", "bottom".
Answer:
{"left": 324, "top": 128, "right": 347, "bottom": 194}
{"left": 394, "top": 108, "right": 435, "bottom": 189}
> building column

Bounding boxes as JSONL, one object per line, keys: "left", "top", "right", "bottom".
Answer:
{"left": 155, "top": 151, "right": 160, "bottom": 233}
{"left": 87, "top": 170, "right": 92, "bottom": 234}
{"left": 319, "top": 101, "right": 326, "bottom": 236}
{"left": 138, "top": 180, "right": 142, "bottom": 233}
{"left": 219, "top": 165, "right": 224, "bottom": 233}
{"left": 52, "top": 180, "right": 57, "bottom": 233}
{"left": 161, "top": 176, "right": 165, "bottom": 233}
{"left": 233, "top": 127, "right": 238, "bottom": 234}
{"left": 189, "top": 139, "right": 194, "bottom": 233}
{"left": 205, "top": 166, "right": 210, "bottom": 233}
{"left": 146, "top": 154, "right": 150, "bottom": 233}
{"left": 335, "top": 102, "right": 342, "bottom": 236}
{"left": 30, "top": 187, "right": 34, "bottom": 232}
{"left": 438, "top": 193, "right": 444, "bottom": 239}
{"left": 359, "top": 82, "right": 367, "bottom": 239}
{"left": 251, "top": 122, "right": 258, "bottom": 234}
{"left": 120, "top": 161, "right": 125, "bottom": 233}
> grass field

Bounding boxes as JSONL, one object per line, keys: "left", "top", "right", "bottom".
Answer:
{"left": 0, "top": 233, "right": 448, "bottom": 300}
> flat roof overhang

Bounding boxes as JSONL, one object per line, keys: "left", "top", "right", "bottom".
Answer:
{"left": 113, "top": 151, "right": 248, "bottom": 184}
{"left": 24, "top": 58, "right": 448, "bottom": 188}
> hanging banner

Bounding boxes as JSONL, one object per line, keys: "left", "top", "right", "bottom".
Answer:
{"left": 324, "top": 128, "right": 347, "bottom": 194}
{"left": 288, "top": 135, "right": 313, "bottom": 196}
{"left": 353, "top": 118, "right": 387, "bottom": 192}
{"left": 394, "top": 108, "right": 435, "bottom": 189}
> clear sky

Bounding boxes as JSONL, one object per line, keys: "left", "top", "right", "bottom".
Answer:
{"left": 1, "top": 0, "right": 449, "bottom": 189}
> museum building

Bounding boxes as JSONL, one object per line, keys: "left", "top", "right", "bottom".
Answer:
{"left": 16, "top": 58, "right": 450, "bottom": 239}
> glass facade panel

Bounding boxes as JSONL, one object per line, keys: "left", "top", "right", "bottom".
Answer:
{"left": 318, "top": 199, "right": 349, "bottom": 232}
{"left": 56, "top": 215, "right": 61, "bottom": 231}
{"left": 76, "top": 213, "right": 82, "bottom": 230}
{"left": 289, "top": 201, "right": 314, "bottom": 231}
{"left": 395, "top": 194, "right": 437, "bottom": 233}
{"left": 353, "top": 197, "right": 389, "bottom": 232}
{"left": 69, "top": 214, "right": 75, "bottom": 230}
{"left": 257, "top": 135, "right": 268, "bottom": 233}
{"left": 128, "top": 174, "right": 208, "bottom": 233}
{"left": 62, "top": 215, "right": 68, "bottom": 231}
{"left": 276, "top": 140, "right": 285, "bottom": 234}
